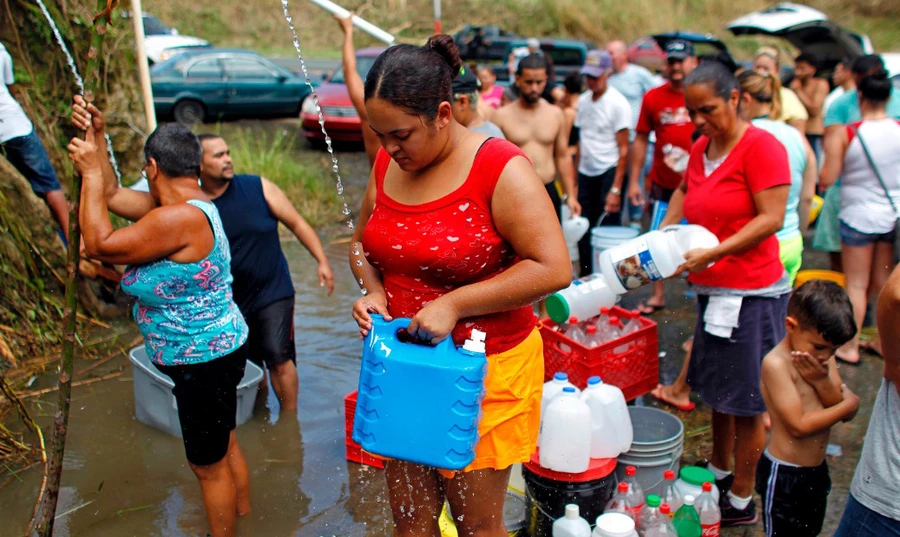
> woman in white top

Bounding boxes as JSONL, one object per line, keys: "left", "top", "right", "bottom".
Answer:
{"left": 821, "top": 70, "right": 900, "bottom": 364}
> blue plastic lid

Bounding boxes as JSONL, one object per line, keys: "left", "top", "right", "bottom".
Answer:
{"left": 588, "top": 376, "right": 602, "bottom": 385}
{"left": 562, "top": 387, "right": 576, "bottom": 393}
{"left": 554, "top": 372, "right": 569, "bottom": 381}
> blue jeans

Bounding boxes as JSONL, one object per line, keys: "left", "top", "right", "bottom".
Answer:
{"left": 1, "top": 129, "right": 62, "bottom": 195}
{"left": 835, "top": 494, "right": 900, "bottom": 537}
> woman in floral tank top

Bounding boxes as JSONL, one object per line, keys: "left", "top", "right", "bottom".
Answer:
{"left": 349, "top": 37, "right": 570, "bottom": 535}
{"left": 69, "top": 115, "right": 249, "bottom": 537}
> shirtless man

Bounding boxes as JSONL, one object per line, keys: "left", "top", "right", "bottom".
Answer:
{"left": 758, "top": 280, "right": 859, "bottom": 536}
{"left": 492, "top": 53, "right": 579, "bottom": 220}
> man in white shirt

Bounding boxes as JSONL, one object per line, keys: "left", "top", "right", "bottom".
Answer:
{"left": 0, "top": 43, "right": 69, "bottom": 239}
{"left": 571, "top": 49, "right": 632, "bottom": 275}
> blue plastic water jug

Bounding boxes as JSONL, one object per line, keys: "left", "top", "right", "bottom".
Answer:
{"left": 352, "top": 314, "right": 488, "bottom": 470}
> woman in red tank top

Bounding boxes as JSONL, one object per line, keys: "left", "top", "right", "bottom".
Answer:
{"left": 349, "top": 35, "right": 570, "bottom": 536}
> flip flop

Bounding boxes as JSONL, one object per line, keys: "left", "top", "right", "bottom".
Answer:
{"left": 860, "top": 340, "right": 883, "bottom": 359}
{"left": 651, "top": 384, "right": 695, "bottom": 412}
{"left": 637, "top": 301, "right": 666, "bottom": 316}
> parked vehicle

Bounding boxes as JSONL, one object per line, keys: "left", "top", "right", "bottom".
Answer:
{"left": 629, "top": 32, "right": 732, "bottom": 74}
{"left": 300, "top": 48, "right": 384, "bottom": 143}
{"left": 726, "top": 2, "right": 874, "bottom": 73}
{"left": 122, "top": 12, "right": 210, "bottom": 65}
{"left": 151, "top": 49, "right": 312, "bottom": 124}
{"left": 454, "top": 25, "right": 520, "bottom": 62}
{"left": 494, "top": 38, "right": 596, "bottom": 83}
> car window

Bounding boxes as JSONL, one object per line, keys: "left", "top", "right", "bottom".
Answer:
{"left": 224, "top": 59, "right": 278, "bottom": 80}
{"left": 546, "top": 48, "right": 584, "bottom": 67}
{"left": 142, "top": 16, "right": 171, "bottom": 36}
{"left": 186, "top": 58, "right": 223, "bottom": 79}
{"left": 330, "top": 56, "right": 378, "bottom": 84}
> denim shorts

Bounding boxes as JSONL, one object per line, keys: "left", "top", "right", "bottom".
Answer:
{"left": 835, "top": 494, "right": 900, "bottom": 537}
{"left": 840, "top": 221, "right": 896, "bottom": 247}
{"left": 1, "top": 129, "right": 61, "bottom": 195}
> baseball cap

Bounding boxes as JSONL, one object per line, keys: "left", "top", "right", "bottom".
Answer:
{"left": 526, "top": 37, "right": 541, "bottom": 50}
{"left": 452, "top": 65, "right": 481, "bottom": 94}
{"left": 665, "top": 39, "right": 695, "bottom": 60}
{"left": 580, "top": 50, "right": 613, "bottom": 78}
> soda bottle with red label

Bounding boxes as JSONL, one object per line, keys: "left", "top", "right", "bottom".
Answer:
{"left": 696, "top": 482, "right": 721, "bottom": 537}
{"left": 623, "top": 466, "right": 646, "bottom": 520}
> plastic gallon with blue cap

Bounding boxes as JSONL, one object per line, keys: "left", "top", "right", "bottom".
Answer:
{"left": 352, "top": 314, "right": 488, "bottom": 470}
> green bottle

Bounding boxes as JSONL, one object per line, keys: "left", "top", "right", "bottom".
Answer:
{"left": 672, "top": 495, "right": 701, "bottom": 537}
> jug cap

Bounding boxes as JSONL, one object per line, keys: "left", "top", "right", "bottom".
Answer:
{"left": 562, "top": 387, "right": 576, "bottom": 394}
{"left": 647, "top": 494, "right": 661, "bottom": 507}
{"left": 587, "top": 376, "right": 602, "bottom": 385}
{"left": 554, "top": 372, "right": 569, "bottom": 381}
{"left": 564, "top": 504, "right": 581, "bottom": 519}
{"left": 544, "top": 294, "right": 570, "bottom": 323}
{"left": 462, "top": 329, "right": 487, "bottom": 354}
{"left": 680, "top": 466, "right": 716, "bottom": 487}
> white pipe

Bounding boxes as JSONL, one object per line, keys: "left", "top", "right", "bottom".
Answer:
{"left": 307, "top": 0, "right": 395, "bottom": 44}
{"left": 433, "top": 0, "right": 441, "bottom": 34}
{"left": 129, "top": 0, "right": 157, "bottom": 131}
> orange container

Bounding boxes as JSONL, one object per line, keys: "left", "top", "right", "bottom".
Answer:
{"left": 794, "top": 269, "right": 846, "bottom": 288}
{"left": 344, "top": 391, "right": 384, "bottom": 469}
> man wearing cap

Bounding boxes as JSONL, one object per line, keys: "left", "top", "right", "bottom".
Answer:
{"left": 450, "top": 66, "right": 505, "bottom": 138}
{"left": 570, "top": 49, "right": 632, "bottom": 276}
{"left": 627, "top": 39, "right": 697, "bottom": 314}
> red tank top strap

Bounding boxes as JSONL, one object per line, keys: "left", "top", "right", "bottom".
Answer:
{"left": 470, "top": 137, "right": 530, "bottom": 199}
{"left": 373, "top": 148, "right": 392, "bottom": 191}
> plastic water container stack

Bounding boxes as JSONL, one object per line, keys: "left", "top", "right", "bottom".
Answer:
{"left": 538, "top": 374, "right": 633, "bottom": 474}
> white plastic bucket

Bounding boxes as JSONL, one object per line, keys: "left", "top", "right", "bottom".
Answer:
{"left": 590, "top": 226, "right": 639, "bottom": 275}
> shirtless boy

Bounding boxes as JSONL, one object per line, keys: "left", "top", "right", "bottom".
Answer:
{"left": 757, "top": 280, "right": 860, "bottom": 537}
{"left": 492, "top": 54, "right": 579, "bottom": 219}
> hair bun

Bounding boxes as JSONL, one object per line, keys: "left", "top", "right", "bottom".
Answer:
{"left": 426, "top": 34, "right": 463, "bottom": 79}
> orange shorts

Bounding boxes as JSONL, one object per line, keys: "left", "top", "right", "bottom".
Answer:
{"left": 438, "top": 327, "right": 544, "bottom": 479}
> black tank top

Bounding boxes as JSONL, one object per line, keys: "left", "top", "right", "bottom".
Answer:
{"left": 212, "top": 174, "right": 294, "bottom": 315}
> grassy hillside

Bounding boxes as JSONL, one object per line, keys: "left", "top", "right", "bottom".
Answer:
{"left": 144, "top": 0, "right": 900, "bottom": 59}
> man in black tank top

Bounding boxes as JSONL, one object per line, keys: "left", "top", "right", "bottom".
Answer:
{"left": 198, "top": 135, "right": 334, "bottom": 413}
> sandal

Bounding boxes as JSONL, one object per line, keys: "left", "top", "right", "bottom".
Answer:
{"left": 835, "top": 352, "right": 862, "bottom": 366}
{"left": 860, "top": 340, "right": 883, "bottom": 359}
{"left": 651, "top": 384, "right": 695, "bottom": 412}
{"left": 637, "top": 301, "right": 666, "bottom": 316}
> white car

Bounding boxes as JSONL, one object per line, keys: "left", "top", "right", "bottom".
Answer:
{"left": 125, "top": 13, "right": 210, "bottom": 65}
{"left": 727, "top": 3, "right": 873, "bottom": 73}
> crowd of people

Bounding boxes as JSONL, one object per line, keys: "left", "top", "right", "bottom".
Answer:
{"left": 0, "top": 13, "right": 886, "bottom": 537}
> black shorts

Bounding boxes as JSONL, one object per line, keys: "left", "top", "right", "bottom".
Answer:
{"left": 688, "top": 293, "right": 788, "bottom": 416}
{"left": 544, "top": 181, "right": 562, "bottom": 222}
{"left": 649, "top": 182, "right": 675, "bottom": 204}
{"left": 154, "top": 344, "right": 248, "bottom": 466}
{"left": 245, "top": 296, "right": 296, "bottom": 370}
{"left": 756, "top": 451, "right": 831, "bottom": 537}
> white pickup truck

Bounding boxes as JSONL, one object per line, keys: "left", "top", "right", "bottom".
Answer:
{"left": 124, "top": 13, "right": 210, "bottom": 65}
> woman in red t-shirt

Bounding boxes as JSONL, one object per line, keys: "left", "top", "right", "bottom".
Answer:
{"left": 660, "top": 62, "right": 791, "bottom": 526}
{"left": 349, "top": 35, "right": 570, "bottom": 536}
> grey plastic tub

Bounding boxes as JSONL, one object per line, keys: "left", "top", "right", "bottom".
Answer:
{"left": 615, "top": 406, "right": 684, "bottom": 496}
{"left": 129, "top": 345, "right": 264, "bottom": 438}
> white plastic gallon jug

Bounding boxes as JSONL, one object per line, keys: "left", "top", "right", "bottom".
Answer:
{"left": 553, "top": 504, "right": 592, "bottom": 537}
{"left": 581, "top": 376, "right": 633, "bottom": 454}
{"left": 546, "top": 274, "right": 618, "bottom": 324}
{"left": 592, "top": 513, "right": 639, "bottom": 537}
{"left": 539, "top": 373, "right": 580, "bottom": 443}
{"left": 597, "top": 225, "right": 719, "bottom": 294}
{"left": 539, "top": 387, "right": 591, "bottom": 473}
{"left": 562, "top": 211, "right": 590, "bottom": 263}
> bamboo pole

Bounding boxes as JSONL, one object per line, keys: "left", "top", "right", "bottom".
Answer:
{"left": 29, "top": 2, "right": 117, "bottom": 535}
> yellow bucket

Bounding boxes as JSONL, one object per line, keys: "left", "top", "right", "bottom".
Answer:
{"left": 439, "top": 490, "right": 526, "bottom": 537}
{"left": 794, "top": 269, "right": 846, "bottom": 288}
{"left": 809, "top": 194, "right": 824, "bottom": 225}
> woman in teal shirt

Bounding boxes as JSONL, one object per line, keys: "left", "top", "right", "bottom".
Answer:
{"left": 69, "top": 108, "right": 250, "bottom": 537}
{"left": 738, "top": 70, "right": 818, "bottom": 284}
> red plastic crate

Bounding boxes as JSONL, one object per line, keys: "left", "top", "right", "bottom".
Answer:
{"left": 344, "top": 391, "right": 384, "bottom": 469}
{"left": 540, "top": 306, "right": 658, "bottom": 401}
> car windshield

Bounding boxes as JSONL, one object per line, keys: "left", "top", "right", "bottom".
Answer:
{"left": 330, "top": 56, "right": 378, "bottom": 84}
{"left": 546, "top": 48, "right": 584, "bottom": 67}
{"left": 143, "top": 15, "right": 172, "bottom": 36}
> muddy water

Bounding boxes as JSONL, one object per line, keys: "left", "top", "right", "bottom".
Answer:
{"left": 0, "top": 128, "right": 885, "bottom": 536}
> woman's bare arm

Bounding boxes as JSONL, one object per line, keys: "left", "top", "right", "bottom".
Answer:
{"left": 799, "top": 139, "right": 818, "bottom": 233}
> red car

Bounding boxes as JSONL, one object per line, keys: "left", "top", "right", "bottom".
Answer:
{"left": 301, "top": 48, "right": 384, "bottom": 142}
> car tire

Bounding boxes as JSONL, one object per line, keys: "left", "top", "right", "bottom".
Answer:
{"left": 173, "top": 99, "right": 206, "bottom": 125}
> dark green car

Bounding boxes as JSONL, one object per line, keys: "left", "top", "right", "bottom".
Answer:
{"left": 151, "top": 48, "right": 312, "bottom": 124}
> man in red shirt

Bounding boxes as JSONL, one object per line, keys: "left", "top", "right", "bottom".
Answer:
{"left": 627, "top": 39, "right": 697, "bottom": 314}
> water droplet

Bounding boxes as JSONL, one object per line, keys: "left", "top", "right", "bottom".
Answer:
{"left": 361, "top": 288, "right": 368, "bottom": 295}
{"left": 356, "top": 260, "right": 363, "bottom": 267}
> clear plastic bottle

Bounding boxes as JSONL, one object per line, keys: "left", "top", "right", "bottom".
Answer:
{"left": 623, "top": 466, "right": 645, "bottom": 521}
{"left": 645, "top": 504, "right": 678, "bottom": 537}
{"left": 553, "top": 504, "right": 592, "bottom": 537}
{"left": 661, "top": 469, "right": 682, "bottom": 518}
{"left": 594, "top": 306, "right": 612, "bottom": 330}
{"left": 672, "top": 496, "right": 701, "bottom": 537}
{"left": 566, "top": 316, "right": 588, "bottom": 345}
{"left": 638, "top": 494, "right": 661, "bottom": 535}
{"left": 604, "top": 482, "right": 634, "bottom": 519}
{"left": 619, "top": 310, "right": 642, "bottom": 336}
{"left": 584, "top": 325, "right": 601, "bottom": 348}
{"left": 696, "top": 483, "right": 721, "bottom": 537}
